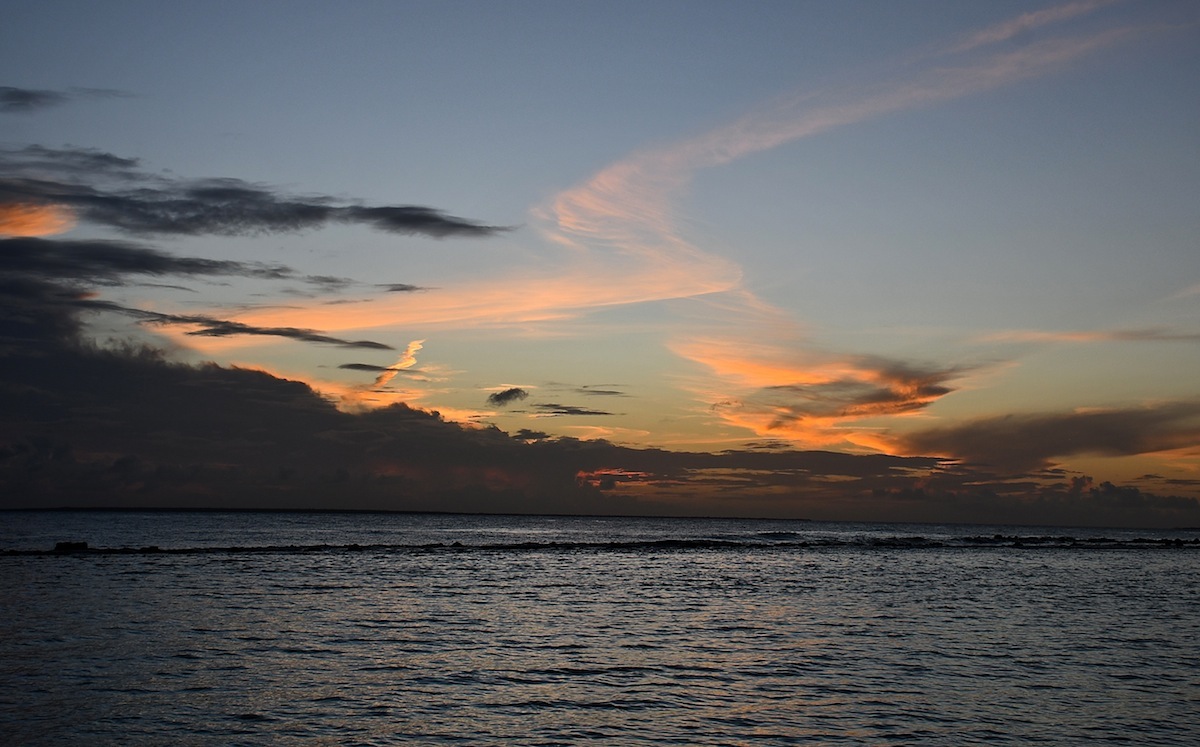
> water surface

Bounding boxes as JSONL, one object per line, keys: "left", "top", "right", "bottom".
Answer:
{"left": 2, "top": 511, "right": 1197, "bottom": 745}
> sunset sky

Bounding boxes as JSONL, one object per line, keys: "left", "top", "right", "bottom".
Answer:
{"left": 3, "top": 0, "right": 1199, "bottom": 526}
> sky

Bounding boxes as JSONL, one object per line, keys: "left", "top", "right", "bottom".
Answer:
{"left": 2, "top": 0, "right": 1199, "bottom": 527}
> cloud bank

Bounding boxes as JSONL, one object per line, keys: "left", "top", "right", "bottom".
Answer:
{"left": 902, "top": 404, "right": 1200, "bottom": 473}
{"left": 3, "top": 311, "right": 1194, "bottom": 527}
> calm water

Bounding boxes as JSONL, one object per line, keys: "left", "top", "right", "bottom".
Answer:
{"left": 2, "top": 511, "right": 1198, "bottom": 745}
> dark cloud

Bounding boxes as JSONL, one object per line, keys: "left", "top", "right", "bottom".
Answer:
{"left": 0, "top": 143, "right": 509, "bottom": 362}
{"left": 0, "top": 238, "right": 393, "bottom": 350}
{"left": 135, "top": 282, "right": 198, "bottom": 293}
{"left": 534, "top": 403, "right": 614, "bottom": 416}
{"left": 67, "top": 87, "right": 132, "bottom": 100}
{"left": 0, "top": 275, "right": 90, "bottom": 349}
{"left": 302, "top": 275, "right": 357, "bottom": 292}
{"left": 0, "top": 87, "right": 129, "bottom": 114}
{"left": 1, "top": 146, "right": 509, "bottom": 238}
{"left": 166, "top": 319, "right": 391, "bottom": 350}
{"left": 338, "top": 362, "right": 422, "bottom": 377}
{"left": 901, "top": 403, "right": 1200, "bottom": 472}
{"left": 1, "top": 237, "right": 293, "bottom": 284}
{"left": 378, "top": 283, "right": 427, "bottom": 293}
{"left": 578, "top": 386, "right": 626, "bottom": 396}
{"left": 77, "top": 300, "right": 394, "bottom": 350}
{"left": 513, "top": 429, "right": 550, "bottom": 441}
{"left": 1, "top": 145, "right": 141, "bottom": 179}
{"left": 0, "top": 87, "right": 68, "bottom": 113}
{"left": 488, "top": 387, "right": 529, "bottom": 407}
{"left": 342, "top": 206, "right": 505, "bottom": 238}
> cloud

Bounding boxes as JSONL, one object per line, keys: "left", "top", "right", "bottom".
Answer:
{"left": 674, "top": 335, "right": 967, "bottom": 450}
{"left": 982, "top": 327, "right": 1200, "bottom": 344}
{"left": 78, "top": 300, "right": 395, "bottom": 350}
{"left": 342, "top": 206, "right": 505, "bottom": 238}
{"left": 0, "top": 237, "right": 397, "bottom": 350}
{"left": 0, "top": 86, "right": 68, "bottom": 113}
{"left": 578, "top": 386, "right": 626, "bottom": 396}
{"left": 488, "top": 387, "right": 529, "bottom": 407}
{"left": 340, "top": 363, "right": 401, "bottom": 372}
{"left": 0, "top": 146, "right": 508, "bottom": 238}
{"left": 167, "top": 319, "right": 392, "bottom": 350}
{"left": 0, "top": 147, "right": 504, "bottom": 364}
{"left": 1, "top": 236, "right": 293, "bottom": 284}
{"left": 0, "top": 86, "right": 130, "bottom": 114}
{"left": 301, "top": 275, "right": 357, "bottom": 292}
{"left": 944, "top": 0, "right": 1119, "bottom": 55}
{"left": 0, "top": 203, "right": 76, "bottom": 236}
{"left": 900, "top": 402, "right": 1200, "bottom": 472}
{"left": 378, "top": 283, "right": 427, "bottom": 293}
{"left": 368, "top": 341, "right": 425, "bottom": 389}
{"left": 533, "top": 403, "right": 614, "bottom": 417}
{"left": 0, "top": 145, "right": 140, "bottom": 179}
{"left": 762, "top": 359, "right": 959, "bottom": 420}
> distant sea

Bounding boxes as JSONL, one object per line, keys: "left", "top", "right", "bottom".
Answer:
{"left": 2, "top": 510, "right": 1198, "bottom": 745}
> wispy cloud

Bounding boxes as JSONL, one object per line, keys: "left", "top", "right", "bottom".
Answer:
{"left": 79, "top": 299, "right": 395, "bottom": 350}
{"left": 533, "top": 403, "right": 615, "bottom": 417}
{"left": 0, "top": 236, "right": 293, "bottom": 284}
{"left": 943, "top": 0, "right": 1119, "bottom": 55}
{"left": 982, "top": 327, "right": 1200, "bottom": 344}
{"left": 371, "top": 340, "right": 425, "bottom": 389}
{"left": 0, "top": 145, "right": 508, "bottom": 238}
{"left": 0, "top": 86, "right": 68, "bottom": 113}
{"left": 0, "top": 86, "right": 130, "bottom": 114}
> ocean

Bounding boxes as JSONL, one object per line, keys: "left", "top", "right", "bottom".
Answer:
{"left": 2, "top": 511, "right": 1198, "bottom": 745}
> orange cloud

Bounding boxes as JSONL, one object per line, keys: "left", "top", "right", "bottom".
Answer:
{"left": 0, "top": 203, "right": 76, "bottom": 236}
{"left": 674, "top": 335, "right": 963, "bottom": 452}
{"left": 371, "top": 339, "right": 424, "bottom": 389}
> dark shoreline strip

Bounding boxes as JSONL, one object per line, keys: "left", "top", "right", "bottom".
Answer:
{"left": 2, "top": 536, "right": 1198, "bottom": 557}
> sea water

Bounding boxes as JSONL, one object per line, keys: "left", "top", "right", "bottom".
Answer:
{"left": 2, "top": 511, "right": 1197, "bottom": 745}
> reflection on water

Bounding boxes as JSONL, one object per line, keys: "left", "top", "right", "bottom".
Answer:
{"left": 2, "top": 512, "right": 1198, "bottom": 745}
